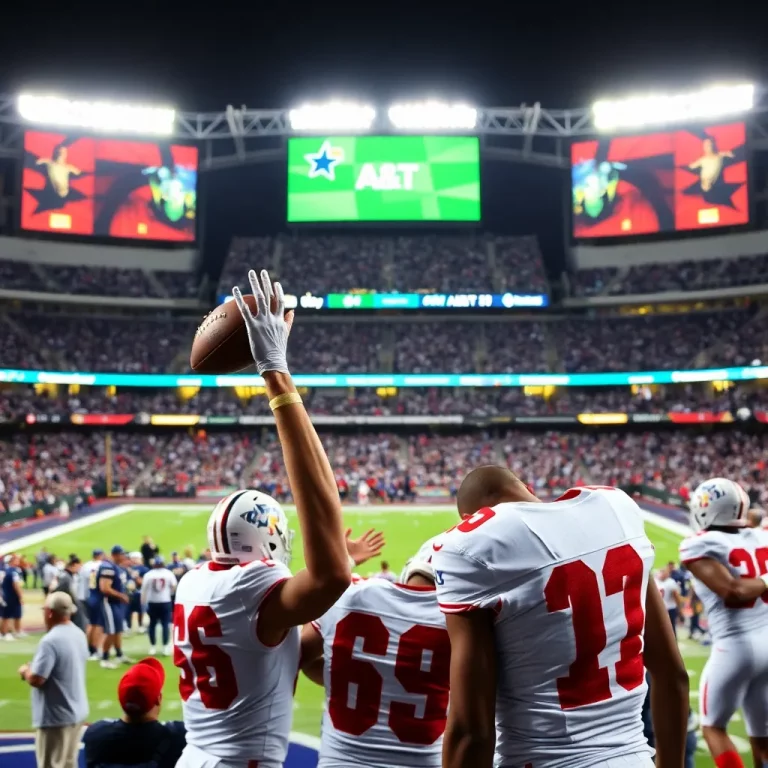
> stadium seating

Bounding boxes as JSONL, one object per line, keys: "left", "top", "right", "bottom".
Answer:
{"left": 0, "top": 259, "right": 201, "bottom": 298}
{"left": 218, "top": 233, "right": 550, "bottom": 296}
{"left": 3, "top": 429, "right": 766, "bottom": 515}
{"left": 573, "top": 254, "right": 768, "bottom": 297}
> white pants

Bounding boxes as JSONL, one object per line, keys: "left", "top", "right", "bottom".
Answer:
{"left": 176, "top": 743, "right": 282, "bottom": 768}
{"left": 700, "top": 630, "right": 768, "bottom": 736}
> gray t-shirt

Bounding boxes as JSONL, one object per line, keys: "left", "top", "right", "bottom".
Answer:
{"left": 30, "top": 622, "right": 89, "bottom": 728}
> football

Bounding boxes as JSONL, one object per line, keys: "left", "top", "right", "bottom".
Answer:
{"left": 190, "top": 295, "right": 255, "bottom": 373}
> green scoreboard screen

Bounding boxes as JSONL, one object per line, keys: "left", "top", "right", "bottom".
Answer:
{"left": 287, "top": 135, "right": 481, "bottom": 223}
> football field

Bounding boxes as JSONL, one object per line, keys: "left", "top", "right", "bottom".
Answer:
{"left": 0, "top": 503, "right": 748, "bottom": 767}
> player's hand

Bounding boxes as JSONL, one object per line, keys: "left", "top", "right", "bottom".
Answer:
{"left": 233, "top": 269, "right": 294, "bottom": 375}
{"left": 120, "top": 593, "right": 130, "bottom": 604}
{"left": 18, "top": 663, "right": 29, "bottom": 679}
{"left": 345, "top": 528, "right": 386, "bottom": 566}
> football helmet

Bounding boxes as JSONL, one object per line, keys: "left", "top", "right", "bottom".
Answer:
{"left": 689, "top": 477, "right": 750, "bottom": 531}
{"left": 207, "top": 489, "right": 293, "bottom": 566}
{"left": 400, "top": 538, "right": 437, "bottom": 583}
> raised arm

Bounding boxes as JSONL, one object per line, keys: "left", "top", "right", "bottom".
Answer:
{"left": 643, "top": 579, "right": 689, "bottom": 768}
{"left": 687, "top": 557, "right": 768, "bottom": 606}
{"left": 233, "top": 270, "right": 350, "bottom": 645}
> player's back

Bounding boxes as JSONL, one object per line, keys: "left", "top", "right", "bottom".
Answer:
{"left": 435, "top": 486, "right": 654, "bottom": 768}
{"left": 142, "top": 567, "right": 176, "bottom": 603}
{"left": 313, "top": 578, "right": 449, "bottom": 768}
{"left": 173, "top": 559, "right": 299, "bottom": 767}
{"left": 680, "top": 526, "right": 768, "bottom": 641}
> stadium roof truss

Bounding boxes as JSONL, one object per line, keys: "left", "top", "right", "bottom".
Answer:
{"left": 1, "top": 94, "right": 767, "bottom": 171}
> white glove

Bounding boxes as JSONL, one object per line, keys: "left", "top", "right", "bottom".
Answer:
{"left": 232, "top": 269, "right": 294, "bottom": 374}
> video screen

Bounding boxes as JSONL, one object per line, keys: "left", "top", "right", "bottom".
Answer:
{"left": 571, "top": 122, "right": 748, "bottom": 238}
{"left": 287, "top": 135, "right": 481, "bottom": 223}
{"left": 21, "top": 131, "right": 198, "bottom": 242}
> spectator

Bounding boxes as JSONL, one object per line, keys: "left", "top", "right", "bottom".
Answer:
{"left": 83, "top": 657, "right": 186, "bottom": 768}
{"left": 18, "top": 591, "right": 88, "bottom": 768}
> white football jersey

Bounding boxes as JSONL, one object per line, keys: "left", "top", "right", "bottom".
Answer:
{"left": 679, "top": 527, "right": 768, "bottom": 642}
{"left": 658, "top": 577, "right": 680, "bottom": 610}
{"left": 141, "top": 567, "right": 177, "bottom": 604}
{"left": 173, "top": 559, "right": 300, "bottom": 767}
{"left": 432, "top": 487, "right": 655, "bottom": 768}
{"left": 78, "top": 560, "right": 98, "bottom": 601}
{"left": 312, "top": 578, "right": 449, "bottom": 768}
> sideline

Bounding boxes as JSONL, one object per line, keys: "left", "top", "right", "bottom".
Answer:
{"left": 0, "top": 505, "right": 134, "bottom": 555}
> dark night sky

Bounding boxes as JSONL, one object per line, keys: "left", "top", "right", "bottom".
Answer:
{"left": 1, "top": 3, "right": 764, "bottom": 276}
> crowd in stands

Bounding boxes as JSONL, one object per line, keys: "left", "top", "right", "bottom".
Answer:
{"left": 2, "top": 313, "right": 195, "bottom": 372}
{"left": 573, "top": 254, "right": 768, "bottom": 297}
{"left": 1, "top": 383, "right": 765, "bottom": 422}
{"left": 3, "top": 428, "right": 767, "bottom": 514}
{"left": 0, "top": 260, "right": 200, "bottom": 299}
{"left": 219, "top": 234, "right": 550, "bottom": 296}
{"left": 2, "top": 307, "right": 763, "bottom": 375}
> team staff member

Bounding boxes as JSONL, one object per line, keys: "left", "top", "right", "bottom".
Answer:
{"left": 1, "top": 553, "right": 25, "bottom": 640}
{"left": 52, "top": 556, "right": 85, "bottom": 632}
{"left": 19, "top": 592, "right": 88, "bottom": 768}
{"left": 140, "top": 557, "right": 177, "bottom": 657}
{"left": 83, "top": 657, "right": 186, "bottom": 768}
{"left": 140, "top": 536, "right": 159, "bottom": 568}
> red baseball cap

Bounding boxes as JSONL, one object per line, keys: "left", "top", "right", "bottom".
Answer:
{"left": 118, "top": 657, "right": 165, "bottom": 716}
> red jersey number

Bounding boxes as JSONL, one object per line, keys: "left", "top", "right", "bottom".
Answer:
{"left": 544, "top": 544, "right": 646, "bottom": 710}
{"left": 728, "top": 547, "right": 768, "bottom": 608}
{"left": 173, "top": 603, "right": 238, "bottom": 709}
{"left": 329, "top": 612, "right": 450, "bottom": 744}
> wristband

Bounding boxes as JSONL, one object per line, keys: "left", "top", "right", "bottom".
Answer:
{"left": 761, "top": 573, "right": 768, "bottom": 589}
{"left": 348, "top": 555, "right": 356, "bottom": 570}
{"left": 269, "top": 392, "right": 303, "bottom": 411}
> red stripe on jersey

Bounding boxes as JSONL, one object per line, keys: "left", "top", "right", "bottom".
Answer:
{"left": 219, "top": 490, "right": 248, "bottom": 555}
{"left": 310, "top": 620, "right": 321, "bottom": 633}
{"left": 702, "top": 681, "right": 708, "bottom": 716}
{"left": 554, "top": 488, "right": 582, "bottom": 502}
{"left": 438, "top": 601, "right": 480, "bottom": 613}
{"left": 208, "top": 561, "right": 238, "bottom": 571}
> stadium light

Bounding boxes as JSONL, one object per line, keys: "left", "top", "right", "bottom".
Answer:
{"left": 288, "top": 101, "right": 376, "bottom": 132}
{"left": 388, "top": 100, "right": 478, "bottom": 131}
{"left": 17, "top": 93, "right": 176, "bottom": 136}
{"left": 592, "top": 83, "right": 755, "bottom": 132}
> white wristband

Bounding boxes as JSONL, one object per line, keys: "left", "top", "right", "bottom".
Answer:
{"left": 348, "top": 555, "right": 356, "bottom": 571}
{"left": 761, "top": 573, "right": 768, "bottom": 589}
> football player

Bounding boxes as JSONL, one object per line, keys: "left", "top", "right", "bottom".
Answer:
{"left": 433, "top": 466, "right": 689, "bottom": 768}
{"left": 140, "top": 556, "right": 177, "bottom": 656}
{"left": 173, "top": 269, "right": 354, "bottom": 768}
{"left": 300, "top": 542, "right": 448, "bottom": 768}
{"left": 92, "top": 545, "right": 132, "bottom": 669}
{"left": 680, "top": 478, "right": 768, "bottom": 768}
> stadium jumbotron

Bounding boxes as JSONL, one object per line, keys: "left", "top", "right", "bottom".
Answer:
{"left": 0, "top": 78, "right": 767, "bottom": 768}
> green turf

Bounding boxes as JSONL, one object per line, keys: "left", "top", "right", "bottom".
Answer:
{"left": 0, "top": 504, "right": 748, "bottom": 765}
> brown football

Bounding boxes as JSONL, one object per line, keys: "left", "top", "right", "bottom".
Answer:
{"left": 190, "top": 295, "right": 255, "bottom": 374}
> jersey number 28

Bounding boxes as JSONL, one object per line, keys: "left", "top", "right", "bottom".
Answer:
{"left": 544, "top": 544, "right": 646, "bottom": 710}
{"left": 329, "top": 612, "right": 450, "bottom": 745}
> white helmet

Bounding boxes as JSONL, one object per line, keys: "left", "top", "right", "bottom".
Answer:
{"left": 207, "top": 490, "right": 293, "bottom": 566}
{"left": 689, "top": 478, "right": 750, "bottom": 531}
{"left": 400, "top": 537, "right": 437, "bottom": 583}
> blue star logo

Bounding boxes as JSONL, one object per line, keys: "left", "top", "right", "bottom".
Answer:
{"left": 305, "top": 140, "right": 345, "bottom": 181}
{"left": 240, "top": 503, "right": 274, "bottom": 528}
